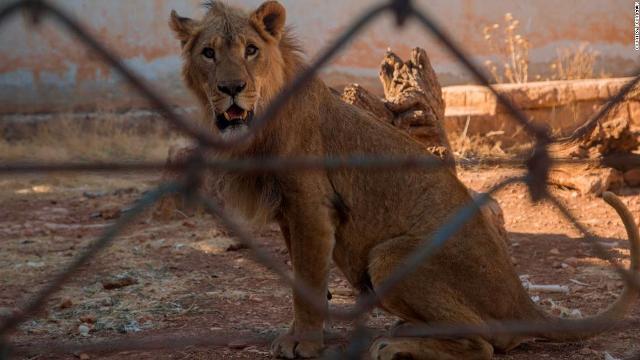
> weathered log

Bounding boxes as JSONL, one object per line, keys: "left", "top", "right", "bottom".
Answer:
{"left": 548, "top": 164, "right": 625, "bottom": 196}
{"left": 546, "top": 81, "right": 640, "bottom": 193}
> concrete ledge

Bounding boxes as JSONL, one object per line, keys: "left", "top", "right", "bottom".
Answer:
{"left": 443, "top": 78, "right": 639, "bottom": 143}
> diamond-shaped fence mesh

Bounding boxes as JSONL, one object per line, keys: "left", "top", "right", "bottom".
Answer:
{"left": 1, "top": 0, "right": 639, "bottom": 358}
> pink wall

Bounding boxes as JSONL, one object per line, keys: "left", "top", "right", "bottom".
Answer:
{"left": 0, "top": 0, "right": 637, "bottom": 113}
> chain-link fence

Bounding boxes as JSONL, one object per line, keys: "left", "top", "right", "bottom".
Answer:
{"left": 1, "top": 0, "right": 640, "bottom": 358}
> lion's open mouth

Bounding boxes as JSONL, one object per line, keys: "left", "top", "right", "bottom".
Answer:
{"left": 216, "top": 104, "right": 254, "bottom": 132}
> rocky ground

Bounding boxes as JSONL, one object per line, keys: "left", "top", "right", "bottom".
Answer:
{"left": 1, "top": 168, "right": 639, "bottom": 360}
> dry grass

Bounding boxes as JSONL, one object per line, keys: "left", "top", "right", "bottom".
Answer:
{"left": 483, "top": 14, "right": 607, "bottom": 84}
{"left": 0, "top": 111, "right": 532, "bottom": 166}
{"left": 449, "top": 131, "right": 532, "bottom": 160}
{"left": 0, "top": 112, "right": 179, "bottom": 163}
{"left": 482, "top": 13, "right": 531, "bottom": 84}
{"left": 548, "top": 43, "right": 604, "bottom": 81}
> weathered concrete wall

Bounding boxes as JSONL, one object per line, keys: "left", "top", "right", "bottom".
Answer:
{"left": 0, "top": 0, "right": 638, "bottom": 113}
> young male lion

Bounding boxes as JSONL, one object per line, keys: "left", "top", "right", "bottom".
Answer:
{"left": 169, "top": 2, "right": 640, "bottom": 359}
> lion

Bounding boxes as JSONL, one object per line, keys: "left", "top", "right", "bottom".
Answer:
{"left": 168, "top": 2, "right": 640, "bottom": 359}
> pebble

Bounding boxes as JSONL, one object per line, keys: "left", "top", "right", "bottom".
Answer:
{"left": 49, "top": 207, "right": 70, "bottom": 216}
{"left": 59, "top": 298, "right": 73, "bottom": 309}
{"left": 578, "top": 347, "right": 594, "bottom": 356}
{"left": 0, "top": 307, "right": 14, "bottom": 317}
{"left": 564, "top": 257, "right": 579, "bottom": 267}
{"left": 78, "top": 324, "right": 90, "bottom": 337}
{"left": 83, "top": 191, "right": 107, "bottom": 199}
{"left": 228, "top": 341, "right": 248, "bottom": 350}
{"left": 102, "top": 275, "right": 138, "bottom": 290}
{"left": 549, "top": 248, "right": 560, "bottom": 256}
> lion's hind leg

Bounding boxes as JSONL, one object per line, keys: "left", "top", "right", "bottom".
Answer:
{"left": 367, "top": 236, "right": 495, "bottom": 359}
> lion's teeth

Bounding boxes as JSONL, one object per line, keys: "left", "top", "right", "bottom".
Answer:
{"left": 241, "top": 111, "right": 248, "bottom": 119}
{"left": 223, "top": 112, "right": 231, "bottom": 121}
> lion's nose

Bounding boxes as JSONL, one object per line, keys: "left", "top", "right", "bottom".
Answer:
{"left": 217, "top": 80, "right": 246, "bottom": 97}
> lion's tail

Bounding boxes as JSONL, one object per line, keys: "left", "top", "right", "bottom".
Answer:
{"left": 536, "top": 192, "right": 639, "bottom": 342}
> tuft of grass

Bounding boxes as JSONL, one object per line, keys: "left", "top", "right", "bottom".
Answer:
{"left": 548, "top": 43, "right": 603, "bottom": 81}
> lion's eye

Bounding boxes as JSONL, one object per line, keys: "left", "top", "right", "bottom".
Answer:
{"left": 202, "top": 47, "right": 216, "bottom": 60}
{"left": 245, "top": 44, "right": 259, "bottom": 58}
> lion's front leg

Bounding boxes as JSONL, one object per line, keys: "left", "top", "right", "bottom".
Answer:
{"left": 271, "top": 179, "right": 335, "bottom": 359}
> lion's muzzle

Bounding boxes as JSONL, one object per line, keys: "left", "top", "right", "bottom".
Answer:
{"left": 215, "top": 103, "right": 254, "bottom": 133}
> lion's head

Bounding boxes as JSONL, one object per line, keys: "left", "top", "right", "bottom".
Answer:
{"left": 170, "top": 1, "right": 299, "bottom": 139}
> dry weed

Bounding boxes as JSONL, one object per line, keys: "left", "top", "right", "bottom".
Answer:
{"left": 482, "top": 13, "right": 531, "bottom": 84}
{"left": 548, "top": 43, "right": 603, "bottom": 81}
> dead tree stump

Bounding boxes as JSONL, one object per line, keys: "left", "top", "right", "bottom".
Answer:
{"left": 341, "top": 47, "right": 506, "bottom": 240}
{"left": 341, "top": 48, "right": 455, "bottom": 171}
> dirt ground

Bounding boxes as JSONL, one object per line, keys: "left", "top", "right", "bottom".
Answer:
{"left": 1, "top": 167, "right": 639, "bottom": 360}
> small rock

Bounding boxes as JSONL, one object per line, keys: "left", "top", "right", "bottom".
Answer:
{"left": 604, "top": 281, "right": 618, "bottom": 291}
{"left": 83, "top": 191, "right": 107, "bottom": 199}
{"left": 26, "top": 261, "right": 45, "bottom": 268}
{"left": 79, "top": 353, "right": 91, "bottom": 360}
{"left": 564, "top": 257, "right": 579, "bottom": 267}
{"left": 623, "top": 168, "right": 640, "bottom": 187}
{"left": 99, "top": 207, "right": 121, "bottom": 220}
{"left": 78, "top": 324, "right": 90, "bottom": 337}
{"left": 102, "top": 275, "right": 138, "bottom": 290}
{"left": 226, "top": 242, "right": 248, "bottom": 252}
{"left": 100, "top": 297, "right": 114, "bottom": 307}
{"left": 59, "top": 298, "right": 73, "bottom": 309}
{"left": 0, "top": 307, "right": 14, "bottom": 318}
{"left": 228, "top": 341, "right": 248, "bottom": 350}
{"left": 578, "top": 347, "right": 593, "bottom": 356}
{"left": 49, "top": 207, "right": 70, "bottom": 216}
{"left": 552, "top": 261, "right": 562, "bottom": 269}
{"left": 182, "top": 220, "right": 196, "bottom": 228}
{"left": 113, "top": 187, "right": 138, "bottom": 196}
{"left": 549, "top": 248, "right": 560, "bottom": 256}
{"left": 122, "top": 320, "right": 142, "bottom": 333}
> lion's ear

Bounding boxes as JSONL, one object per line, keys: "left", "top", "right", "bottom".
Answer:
{"left": 169, "top": 10, "right": 197, "bottom": 47}
{"left": 250, "top": 1, "right": 286, "bottom": 41}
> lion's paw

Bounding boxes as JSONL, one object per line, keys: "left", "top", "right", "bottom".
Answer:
{"left": 370, "top": 338, "right": 414, "bottom": 360}
{"left": 270, "top": 332, "right": 324, "bottom": 359}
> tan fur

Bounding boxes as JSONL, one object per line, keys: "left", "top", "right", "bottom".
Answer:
{"left": 170, "top": 2, "right": 640, "bottom": 359}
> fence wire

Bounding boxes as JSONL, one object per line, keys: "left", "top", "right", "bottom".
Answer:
{"left": 1, "top": 0, "right": 640, "bottom": 358}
